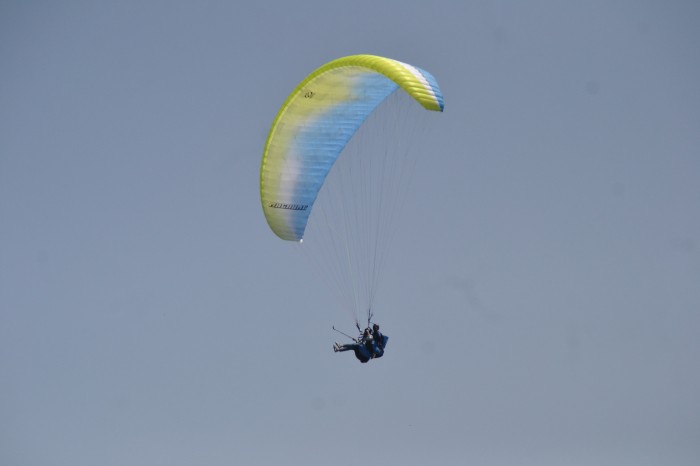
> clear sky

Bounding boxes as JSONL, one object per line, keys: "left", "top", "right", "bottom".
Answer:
{"left": 1, "top": 1, "right": 699, "bottom": 465}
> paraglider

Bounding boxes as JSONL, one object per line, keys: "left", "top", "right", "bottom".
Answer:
{"left": 333, "top": 323, "right": 388, "bottom": 363}
{"left": 259, "top": 55, "right": 444, "bottom": 361}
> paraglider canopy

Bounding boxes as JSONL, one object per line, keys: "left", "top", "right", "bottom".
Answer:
{"left": 260, "top": 54, "right": 444, "bottom": 242}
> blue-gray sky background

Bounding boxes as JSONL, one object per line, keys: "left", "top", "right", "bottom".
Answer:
{"left": 1, "top": 1, "right": 699, "bottom": 465}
